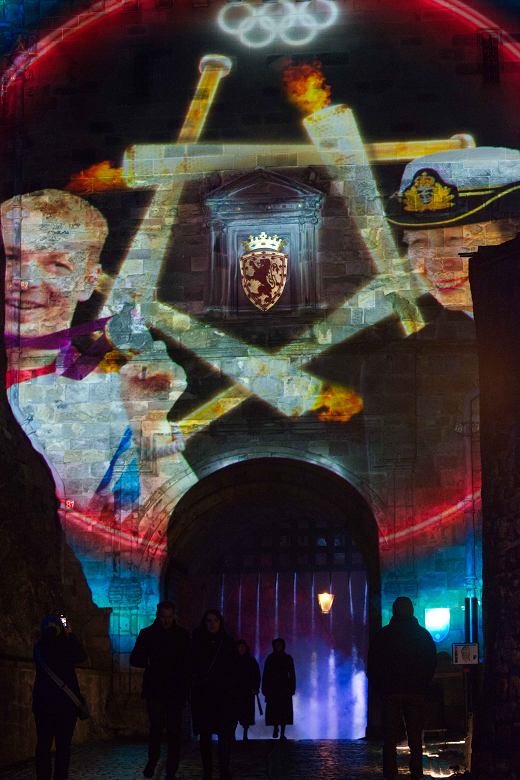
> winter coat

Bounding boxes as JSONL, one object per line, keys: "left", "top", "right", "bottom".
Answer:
{"left": 367, "top": 614, "right": 437, "bottom": 696}
{"left": 262, "top": 647, "right": 296, "bottom": 726}
{"left": 190, "top": 629, "right": 239, "bottom": 736}
{"left": 236, "top": 653, "right": 261, "bottom": 727}
{"left": 130, "top": 619, "right": 190, "bottom": 703}
{"left": 32, "top": 633, "right": 87, "bottom": 715}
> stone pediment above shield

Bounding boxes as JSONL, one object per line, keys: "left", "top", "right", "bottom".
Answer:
{"left": 204, "top": 167, "right": 323, "bottom": 222}
{"left": 205, "top": 167, "right": 324, "bottom": 316}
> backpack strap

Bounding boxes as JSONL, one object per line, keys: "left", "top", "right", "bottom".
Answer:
{"left": 34, "top": 646, "right": 82, "bottom": 708}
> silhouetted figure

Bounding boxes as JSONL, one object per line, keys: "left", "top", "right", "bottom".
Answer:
{"left": 262, "top": 638, "right": 296, "bottom": 740}
{"left": 236, "top": 640, "right": 261, "bottom": 741}
{"left": 367, "top": 597, "right": 437, "bottom": 780}
{"left": 33, "top": 614, "right": 87, "bottom": 780}
{"left": 190, "top": 610, "right": 239, "bottom": 780}
{"left": 130, "top": 600, "right": 190, "bottom": 780}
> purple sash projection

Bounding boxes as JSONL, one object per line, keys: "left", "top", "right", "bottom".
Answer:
{"left": 4, "top": 317, "right": 110, "bottom": 352}
{"left": 203, "top": 569, "right": 368, "bottom": 739}
{"left": 4, "top": 317, "right": 112, "bottom": 379}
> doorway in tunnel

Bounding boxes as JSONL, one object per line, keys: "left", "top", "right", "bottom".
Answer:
{"left": 163, "top": 457, "right": 381, "bottom": 739}
{"left": 203, "top": 513, "right": 369, "bottom": 739}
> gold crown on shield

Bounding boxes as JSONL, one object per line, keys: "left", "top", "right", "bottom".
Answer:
{"left": 242, "top": 232, "right": 287, "bottom": 253}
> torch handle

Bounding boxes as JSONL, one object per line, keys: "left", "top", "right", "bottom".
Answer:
{"left": 178, "top": 55, "right": 232, "bottom": 144}
{"left": 303, "top": 105, "right": 425, "bottom": 336}
{"left": 102, "top": 56, "right": 231, "bottom": 311}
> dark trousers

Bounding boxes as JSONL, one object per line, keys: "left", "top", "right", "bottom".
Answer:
{"left": 34, "top": 711, "right": 77, "bottom": 780}
{"left": 199, "top": 731, "right": 232, "bottom": 779}
{"left": 146, "top": 696, "right": 184, "bottom": 773}
{"left": 380, "top": 693, "right": 424, "bottom": 780}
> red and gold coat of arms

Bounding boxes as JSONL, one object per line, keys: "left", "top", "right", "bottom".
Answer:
{"left": 240, "top": 232, "right": 288, "bottom": 312}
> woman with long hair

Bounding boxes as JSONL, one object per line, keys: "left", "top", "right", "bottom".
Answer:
{"left": 190, "top": 610, "right": 239, "bottom": 780}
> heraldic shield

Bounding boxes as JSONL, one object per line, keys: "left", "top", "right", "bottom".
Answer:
{"left": 240, "top": 232, "right": 288, "bottom": 312}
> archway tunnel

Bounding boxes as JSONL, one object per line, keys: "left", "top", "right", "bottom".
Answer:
{"left": 162, "top": 457, "right": 381, "bottom": 738}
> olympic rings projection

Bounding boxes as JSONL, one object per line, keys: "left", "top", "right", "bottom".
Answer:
{"left": 217, "top": 0, "right": 339, "bottom": 48}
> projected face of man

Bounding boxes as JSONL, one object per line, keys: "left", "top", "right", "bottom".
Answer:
{"left": 403, "top": 220, "right": 518, "bottom": 313}
{"left": 2, "top": 190, "right": 106, "bottom": 346}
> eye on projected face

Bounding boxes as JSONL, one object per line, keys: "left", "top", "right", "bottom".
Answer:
{"left": 2, "top": 191, "right": 106, "bottom": 341}
{"left": 403, "top": 221, "right": 519, "bottom": 314}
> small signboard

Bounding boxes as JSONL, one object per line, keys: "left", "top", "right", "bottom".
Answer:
{"left": 452, "top": 642, "right": 479, "bottom": 665}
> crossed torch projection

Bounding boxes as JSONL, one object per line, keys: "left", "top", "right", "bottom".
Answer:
{"left": 100, "top": 55, "right": 476, "bottom": 436}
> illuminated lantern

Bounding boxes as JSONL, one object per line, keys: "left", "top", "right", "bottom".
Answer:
{"left": 425, "top": 608, "right": 451, "bottom": 643}
{"left": 318, "top": 592, "right": 334, "bottom": 614}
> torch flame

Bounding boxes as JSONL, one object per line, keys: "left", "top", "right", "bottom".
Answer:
{"left": 281, "top": 60, "right": 331, "bottom": 117}
{"left": 311, "top": 384, "right": 363, "bottom": 422}
{"left": 65, "top": 161, "right": 129, "bottom": 195}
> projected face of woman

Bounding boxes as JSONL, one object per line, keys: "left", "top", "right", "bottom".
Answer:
{"left": 403, "top": 220, "right": 518, "bottom": 313}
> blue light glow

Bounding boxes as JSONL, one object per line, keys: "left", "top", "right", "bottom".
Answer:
{"left": 425, "top": 607, "right": 451, "bottom": 643}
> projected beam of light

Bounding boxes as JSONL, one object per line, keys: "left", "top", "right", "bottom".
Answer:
{"left": 350, "top": 664, "right": 368, "bottom": 740}
{"left": 238, "top": 574, "right": 242, "bottom": 637}
{"left": 3, "top": 0, "right": 520, "bottom": 90}
{"left": 349, "top": 573, "right": 354, "bottom": 622}
{"left": 311, "top": 573, "right": 316, "bottom": 635}
{"left": 327, "top": 649, "right": 339, "bottom": 739}
{"left": 255, "top": 573, "right": 261, "bottom": 660}
{"left": 217, "top": 0, "right": 338, "bottom": 49}
{"left": 274, "top": 572, "right": 279, "bottom": 637}
{"left": 381, "top": 490, "right": 482, "bottom": 544}
{"left": 64, "top": 507, "right": 167, "bottom": 555}
{"left": 231, "top": 570, "right": 368, "bottom": 739}
{"left": 428, "top": 0, "right": 520, "bottom": 61}
{"left": 292, "top": 572, "right": 297, "bottom": 642}
{"left": 62, "top": 474, "right": 479, "bottom": 557}
{"left": 309, "top": 649, "right": 320, "bottom": 738}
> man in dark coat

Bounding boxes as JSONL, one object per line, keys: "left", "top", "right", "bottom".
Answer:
{"left": 190, "top": 610, "right": 239, "bottom": 780}
{"left": 130, "top": 600, "right": 190, "bottom": 780}
{"left": 33, "top": 615, "right": 88, "bottom": 780}
{"left": 367, "top": 597, "right": 437, "bottom": 780}
{"left": 262, "top": 638, "right": 296, "bottom": 740}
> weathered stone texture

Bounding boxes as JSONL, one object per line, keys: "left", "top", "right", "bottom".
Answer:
{"left": 469, "top": 242, "right": 520, "bottom": 779}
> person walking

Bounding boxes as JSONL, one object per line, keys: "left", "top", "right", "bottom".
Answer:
{"left": 367, "top": 597, "right": 437, "bottom": 780}
{"left": 130, "top": 600, "right": 190, "bottom": 780}
{"left": 33, "top": 614, "right": 88, "bottom": 780}
{"left": 262, "top": 638, "right": 296, "bottom": 740}
{"left": 190, "top": 610, "right": 239, "bottom": 780}
{"left": 236, "top": 640, "right": 261, "bottom": 741}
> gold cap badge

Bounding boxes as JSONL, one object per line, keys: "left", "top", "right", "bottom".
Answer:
{"left": 402, "top": 169, "right": 456, "bottom": 213}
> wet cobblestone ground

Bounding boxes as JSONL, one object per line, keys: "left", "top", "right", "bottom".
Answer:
{"left": 0, "top": 739, "right": 463, "bottom": 780}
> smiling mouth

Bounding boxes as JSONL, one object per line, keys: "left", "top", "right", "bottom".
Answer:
{"left": 433, "top": 277, "right": 468, "bottom": 292}
{"left": 6, "top": 299, "right": 45, "bottom": 310}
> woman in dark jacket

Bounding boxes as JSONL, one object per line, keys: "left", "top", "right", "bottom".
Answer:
{"left": 262, "top": 637, "right": 296, "bottom": 740}
{"left": 190, "top": 610, "right": 239, "bottom": 780}
{"left": 33, "top": 615, "right": 87, "bottom": 780}
{"left": 236, "top": 640, "right": 261, "bottom": 741}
